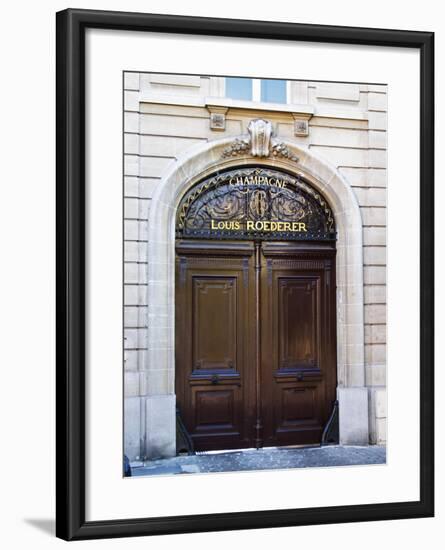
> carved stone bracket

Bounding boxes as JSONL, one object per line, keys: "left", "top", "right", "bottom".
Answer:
{"left": 207, "top": 105, "right": 229, "bottom": 131}
{"left": 292, "top": 112, "right": 312, "bottom": 137}
{"left": 221, "top": 118, "right": 299, "bottom": 162}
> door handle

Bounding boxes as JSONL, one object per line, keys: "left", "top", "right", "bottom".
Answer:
{"left": 296, "top": 372, "right": 304, "bottom": 382}
{"left": 209, "top": 375, "right": 242, "bottom": 387}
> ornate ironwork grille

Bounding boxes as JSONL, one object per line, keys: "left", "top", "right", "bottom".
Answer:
{"left": 176, "top": 167, "right": 336, "bottom": 241}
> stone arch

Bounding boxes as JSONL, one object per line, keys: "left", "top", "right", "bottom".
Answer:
{"left": 144, "top": 137, "right": 367, "bottom": 457}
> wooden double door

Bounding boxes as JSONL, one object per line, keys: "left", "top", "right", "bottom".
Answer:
{"left": 175, "top": 239, "right": 337, "bottom": 451}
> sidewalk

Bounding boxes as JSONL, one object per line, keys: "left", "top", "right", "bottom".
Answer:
{"left": 130, "top": 445, "right": 386, "bottom": 477}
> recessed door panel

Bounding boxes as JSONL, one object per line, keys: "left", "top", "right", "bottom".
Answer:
{"left": 280, "top": 385, "right": 316, "bottom": 424}
{"left": 191, "top": 385, "right": 241, "bottom": 442}
{"left": 278, "top": 277, "right": 320, "bottom": 370}
{"left": 274, "top": 383, "right": 324, "bottom": 444}
{"left": 192, "top": 277, "right": 237, "bottom": 372}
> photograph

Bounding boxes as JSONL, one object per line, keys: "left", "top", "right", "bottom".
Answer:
{"left": 122, "top": 71, "right": 388, "bottom": 477}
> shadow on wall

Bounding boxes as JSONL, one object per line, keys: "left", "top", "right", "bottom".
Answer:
{"left": 23, "top": 518, "right": 55, "bottom": 536}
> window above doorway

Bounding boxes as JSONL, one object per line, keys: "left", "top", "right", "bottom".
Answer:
{"left": 225, "top": 77, "right": 288, "bottom": 104}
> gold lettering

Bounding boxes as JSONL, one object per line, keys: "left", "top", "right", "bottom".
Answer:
{"left": 210, "top": 220, "right": 244, "bottom": 230}
{"left": 228, "top": 173, "right": 288, "bottom": 188}
{"left": 229, "top": 176, "right": 244, "bottom": 186}
{"left": 238, "top": 219, "right": 308, "bottom": 232}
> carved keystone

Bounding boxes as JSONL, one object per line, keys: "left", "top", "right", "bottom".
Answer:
{"left": 248, "top": 119, "right": 273, "bottom": 157}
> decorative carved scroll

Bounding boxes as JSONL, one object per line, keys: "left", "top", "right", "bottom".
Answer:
{"left": 176, "top": 167, "right": 336, "bottom": 241}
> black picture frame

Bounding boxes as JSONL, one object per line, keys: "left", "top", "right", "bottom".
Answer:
{"left": 56, "top": 8, "right": 434, "bottom": 541}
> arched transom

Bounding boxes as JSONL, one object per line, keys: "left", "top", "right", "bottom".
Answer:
{"left": 176, "top": 167, "right": 336, "bottom": 241}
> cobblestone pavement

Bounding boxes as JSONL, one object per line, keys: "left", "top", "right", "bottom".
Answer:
{"left": 130, "top": 445, "right": 386, "bottom": 477}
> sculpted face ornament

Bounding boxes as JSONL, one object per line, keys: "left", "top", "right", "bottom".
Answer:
{"left": 248, "top": 119, "right": 273, "bottom": 157}
{"left": 221, "top": 118, "right": 299, "bottom": 163}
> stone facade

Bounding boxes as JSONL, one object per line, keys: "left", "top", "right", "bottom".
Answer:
{"left": 123, "top": 73, "right": 387, "bottom": 460}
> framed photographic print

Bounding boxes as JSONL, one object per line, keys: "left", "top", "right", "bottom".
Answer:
{"left": 56, "top": 8, "right": 434, "bottom": 540}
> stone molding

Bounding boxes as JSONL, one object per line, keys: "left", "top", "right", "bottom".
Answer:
{"left": 139, "top": 94, "right": 369, "bottom": 121}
